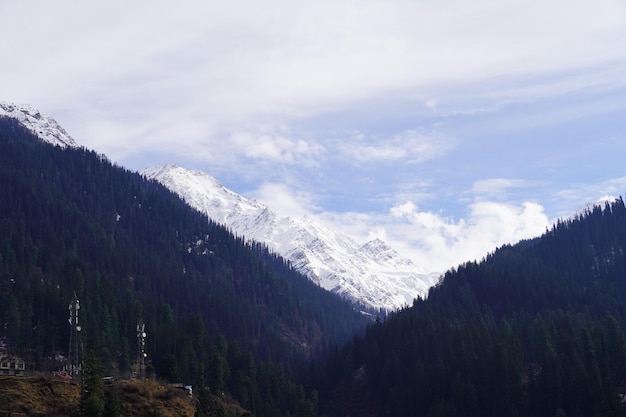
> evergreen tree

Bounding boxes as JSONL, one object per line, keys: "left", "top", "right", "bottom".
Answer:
{"left": 81, "top": 345, "right": 106, "bottom": 417}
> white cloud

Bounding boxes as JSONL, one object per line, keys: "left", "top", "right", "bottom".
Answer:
{"left": 229, "top": 126, "right": 324, "bottom": 165}
{"left": 2, "top": 0, "right": 626, "bottom": 165}
{"left": 286, "top": 173, "right": 626, "bottom": 274}
{"left": 552, "top": 176, "right": 626, "bottom": 218}
{"left": 472, "top": 178, "right": 535, "bottom": 200}
{"left": 250, "top": 182, "right": 321, "bottom": 219}
{"left": 337, "top": 130, "right": 452, "bottom": 164}
{"left": 320, "top": 199, "right": 549, "bottom": 273}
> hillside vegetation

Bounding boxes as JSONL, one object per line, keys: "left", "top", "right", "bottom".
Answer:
{"left": 0, "top": 376, "right": 227, "bottom": 417}
{"left": 8, "top": 112, "right": 626, "bottom": 417}
{"left": 0, "top": 116, "right": 367, "bottom": 416}
{"left": 310, "top": 199, "right": 626, "bottom": 417}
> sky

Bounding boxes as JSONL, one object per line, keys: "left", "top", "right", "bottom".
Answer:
{"left": 2, "top": 0, "right": 626, "bottom": 273}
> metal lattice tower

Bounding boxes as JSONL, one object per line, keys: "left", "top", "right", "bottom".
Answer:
{"left": 67, "top": 292, "right": 82, "bottom": 376}
{"left": 136, "top": 319, "right": 147, "bottom": 380}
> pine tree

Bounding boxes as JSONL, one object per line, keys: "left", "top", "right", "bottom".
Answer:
{"left": 81, "top": 345, "right": 106, "bottom": 417}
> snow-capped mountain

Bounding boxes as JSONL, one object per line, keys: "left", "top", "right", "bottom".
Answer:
{"left": 142, "top": 164, "right": 440, "bottom": 311}
{"left": 1, "top": 101, "right": 439, "bottom": 310}
{"left": 0, "top": 102, "right": 77, "bottom": 148}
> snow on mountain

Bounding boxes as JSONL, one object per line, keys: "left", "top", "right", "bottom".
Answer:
{"left": 0, "top": 102, "right": 78, "bottom": 148}
{"left": 571, "top": 196, "right": 618, "bottom": 219}
{"left": 142, "top": 164, "right": 440, "bottom": 311}
{"left": 0, "top": 102, "right": 439, "bottom": 310}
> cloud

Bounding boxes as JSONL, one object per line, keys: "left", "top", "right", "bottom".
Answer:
{"left": 552, "top": 176, "right": 626, "bottom": 218}
{"left": 321, "top": 199, "right": 549, "bottom": 273}
{"left": 229, "top": 126, "right": 324, "bottom": 165}
{"left": 250, "top": 182, "right": 321, "bottom": 219}
{"left": 472, "top": 178, "right": 535, "bottom": 200}
{"left": 337, "top": 130, "right": 453, "bottom": 164}
{"left": 2, "top": 0, "right": 626, "bottom": 167}
{"left": 309, "top": 174, "right": 626, "bottom": 274}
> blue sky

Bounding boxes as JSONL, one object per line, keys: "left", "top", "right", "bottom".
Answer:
{"left": 2, "top": 0, "right": 626, "bottom": 272}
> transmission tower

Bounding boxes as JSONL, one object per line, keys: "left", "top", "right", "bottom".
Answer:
{"left": 136, "top": 318, "right": 147, "bottom": 380}
{"left": 67, "top": 292, "right": 82, "bottom": 376}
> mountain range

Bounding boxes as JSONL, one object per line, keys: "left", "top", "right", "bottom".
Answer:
{"left": 142, "top": 164, "right": 439, "bottom": 311}
{"left": 1, "top": 101, "right": 439, "bottom": 311}
{"left": 4, "top": 100, "right": 626, "bottom": 417}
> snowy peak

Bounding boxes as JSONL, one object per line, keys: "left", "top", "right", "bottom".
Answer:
{"left": 143, "top": 164, "right": 440, "bottom": 311}
{"left": 0, "top": 99, "right": 439, "bottom": 311}
{"left": 0, "top": 102, "right": 78, "bottom": 148}
{"left": 357, "top": 239, "right": 414, "bottom": 268}
{"left": 142, "top": 164, "right": 268, "bottom": 225}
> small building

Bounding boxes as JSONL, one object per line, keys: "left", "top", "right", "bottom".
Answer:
{"left": 0, "top": 354, "right": 26, "bottom": 376}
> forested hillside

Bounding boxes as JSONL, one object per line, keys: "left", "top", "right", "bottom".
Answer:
{"left": 0, "top": 116, "right": 369, "bottom": 416}
{"left": 313, "top": 199, "right": 626, "bottom": 417}
{"left": 10, "top": 109, "right": 626, "bottom": 417}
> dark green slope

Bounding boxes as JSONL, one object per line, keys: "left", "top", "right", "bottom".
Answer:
{"left": 0, "top": 116, "right": 367, "bottom": 416}
{"left": 316, "top": 198, "right": 626, "bottom": 417}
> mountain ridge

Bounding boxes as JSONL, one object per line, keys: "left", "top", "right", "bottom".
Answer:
{"left": 142, "top": 164, "right": 440, "bottom": 311}
{"left": 0, "top": 115, "right": 366, "bottom": 416}
{"left": 0, "top": 101, "right": 442, "bottom": 310}
{"left": 317, "top": 197, "right": 626, "bottom": 417}
{"left": 0, "top": 102, "right": 77, "bottom": 148}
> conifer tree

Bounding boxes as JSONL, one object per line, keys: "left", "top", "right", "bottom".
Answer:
{"left": 81, "top": 345, "right": 106, "bottom": 417}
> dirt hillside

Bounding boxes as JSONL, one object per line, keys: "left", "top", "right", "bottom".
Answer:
{"left": 0, "top": 376, "right": 196, "bottom": 417}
